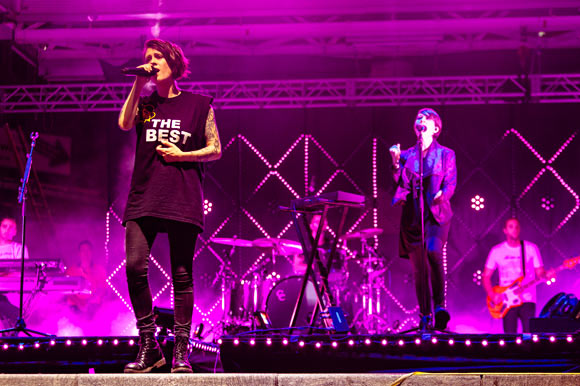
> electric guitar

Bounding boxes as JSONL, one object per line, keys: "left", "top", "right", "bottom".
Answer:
{"left": 487, "top": 256, "right": 580, "bottom": 319}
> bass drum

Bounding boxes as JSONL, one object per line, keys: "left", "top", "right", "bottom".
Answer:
{"left": 266, "top": 276, "right": 318, "bottom": 329}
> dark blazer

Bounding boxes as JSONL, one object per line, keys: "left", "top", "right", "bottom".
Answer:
{"left": 392, "top": 140, "right": 457, "bottom": 225}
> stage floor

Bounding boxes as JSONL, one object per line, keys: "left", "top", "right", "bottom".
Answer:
{"left": 0, "top": 373, "right": 580, "bottom": 386}
{"left": 1, "top": 333, "right": 578, "bottom": 375}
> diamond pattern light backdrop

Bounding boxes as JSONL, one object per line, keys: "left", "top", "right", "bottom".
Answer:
{"left": 106, "top": 104, "right": 580, "bottom": 336}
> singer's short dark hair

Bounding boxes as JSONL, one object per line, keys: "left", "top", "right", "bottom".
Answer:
{"left": 417, "top": 107, "right": 442, "bottom": 138}
{"left": 144, "top": 39, "right": 190, "bottom": 80}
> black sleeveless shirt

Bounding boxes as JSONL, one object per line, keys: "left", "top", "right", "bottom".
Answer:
{"left": 123, "top": 91, "right": 213, "bottom": 230}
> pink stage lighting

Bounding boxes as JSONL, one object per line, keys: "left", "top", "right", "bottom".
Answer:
{"left": 541, "top": 197, "right": 555, "bottom": 211}
{"left": 471, "top": 195, "right": 485, "bottom": 211}
{"left": 472, "top": 270, "right": 482, "bottom": 286}
{"left": 203, "top": 199, "right": 213, "bottom": 215}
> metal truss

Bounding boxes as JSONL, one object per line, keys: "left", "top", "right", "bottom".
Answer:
{"left": 5, "top": 0, "right": 580, "bottom": 60}
{"left": 1, "top": 73, "right": 580, "bottom": 113}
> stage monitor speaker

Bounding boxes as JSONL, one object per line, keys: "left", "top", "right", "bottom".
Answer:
{"left": 530, "top": 317, "right": 580, "bottom": 333}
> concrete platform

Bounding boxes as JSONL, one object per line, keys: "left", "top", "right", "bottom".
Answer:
{"left": 0, "top": 373, "right": 579, "bottom": 386}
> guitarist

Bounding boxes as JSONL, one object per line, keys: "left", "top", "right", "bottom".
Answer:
{"left": 483, "top": 217, "right": 553, "bottom": 333}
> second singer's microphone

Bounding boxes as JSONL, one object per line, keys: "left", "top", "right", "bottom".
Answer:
{"left": 121, "top": 67, "right": 159, "bottom": 77}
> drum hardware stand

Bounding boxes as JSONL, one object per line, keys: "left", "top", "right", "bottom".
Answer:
{"left": 1, "top": 133, "right": 51, "bottom": 337}
{"left": 205, "top": 246, "right": 241, "bottom": 339}
{"left": 349, "top": 235, "right": 389, "bottom": 334}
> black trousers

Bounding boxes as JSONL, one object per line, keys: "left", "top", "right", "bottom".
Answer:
{"left": 403, "top": 220, "right": 450, "bottom": 316}
{"left": 125, "top": 217, "right": 199, "bottom": 337}
{"left": 503, "top": 302, "right": 536, "bottom": 333}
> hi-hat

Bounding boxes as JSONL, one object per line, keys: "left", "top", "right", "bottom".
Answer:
{"left": 211, "top": 237, "right": 254, "bottom": 247}
{"left": 341, "top": 228, "right": 384, "bottom": 240}
{"left": 253, "top": 238, "right": 303, "bottom": 256}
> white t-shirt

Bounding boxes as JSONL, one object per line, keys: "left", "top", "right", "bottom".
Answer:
{"left": 485, "top": 240, "right": 543, "bottom": 303}
{"left": 0, "top": 242, "right": 29, "bottom": 260}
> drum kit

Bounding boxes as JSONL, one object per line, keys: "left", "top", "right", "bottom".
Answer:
{"left": 208, "top": 226, "right": 390, "bottom": 335}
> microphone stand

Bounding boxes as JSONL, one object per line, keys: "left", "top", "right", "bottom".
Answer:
{"left": 418, "top": 136, "right": 426, "bottom": 303}
{"left": 400, "top": 133, "right": 429, "bottom": 334}
{"left": 0, "top": 132, "right": 51, "bottom": 337}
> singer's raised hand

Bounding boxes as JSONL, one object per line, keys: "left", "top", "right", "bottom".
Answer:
{"left": 389, "top": 143, "right": 401, "bottom": 165}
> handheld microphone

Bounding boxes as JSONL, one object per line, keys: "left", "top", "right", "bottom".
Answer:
{"left": 121, "top": 67, "right": 159, "bottom": 77}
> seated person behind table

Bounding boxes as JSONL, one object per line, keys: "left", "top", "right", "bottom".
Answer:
{"left": 65, "top": 240, "right": 107, "bottom": 315}
{"left": 0, "top": 216, "right": 30, "bottom": 331}
{"left": 0, "top": 216, "right": 29, "bottom": 260}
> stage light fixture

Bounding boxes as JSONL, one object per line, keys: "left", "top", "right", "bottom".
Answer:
{"left": 473, "top": 270, "right": 483, "bottom": 286}
{"left": 203, "top": 199, "right": 213, "bottom": 215}
{"left": 471, "top": 195, "right": 485, "bottom": 211}
{"left": 194, "top": 323, "right": 204, "bottom": 339}
{"left": 541, "top": 197, "right": 555, "bottom": 211}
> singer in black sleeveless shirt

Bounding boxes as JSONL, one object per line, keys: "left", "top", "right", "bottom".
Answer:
{"left": 118, "top": 39, "right": 221, "bottom": 374}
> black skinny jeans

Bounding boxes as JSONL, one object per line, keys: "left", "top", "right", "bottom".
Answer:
{"left": 503, "top": 302, "right": 536, "bottom": 333}
{"left": 125, "top": 217, "right": 199, "bottom": 337}
{"left": 406, "top": 220, "right": 450, "bottom": 316}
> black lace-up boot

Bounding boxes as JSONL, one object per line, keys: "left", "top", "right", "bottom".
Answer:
{"left": 171, "top": 335, "right": 193, "bottom": 373}
{"left": 434, "top": 305, "right": 450, "bottom": 331}
{"left": 124, "top": 332, "right": 166, "bottom": 373}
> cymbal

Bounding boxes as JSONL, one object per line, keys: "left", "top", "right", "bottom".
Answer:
{"left": 211, "top": 237, "right": 254, "bottom": 247}
{"left": 253, "top": 238, "right": 303, "bottom": 256}
{"left": 341, "top": 228, "right": 384, "bottom": 240}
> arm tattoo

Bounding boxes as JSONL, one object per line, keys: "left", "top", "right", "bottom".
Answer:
{"left": 205, "top": 107, "right": 221, "bottom": 156}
